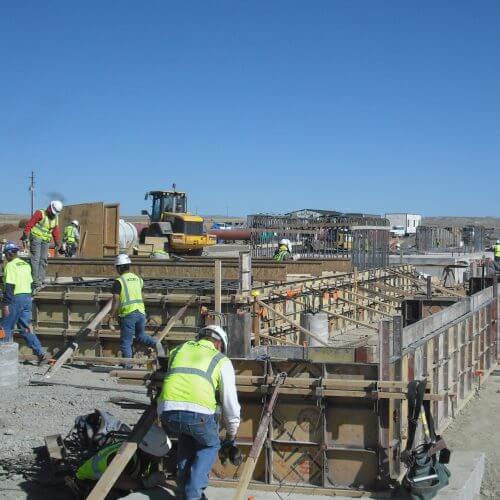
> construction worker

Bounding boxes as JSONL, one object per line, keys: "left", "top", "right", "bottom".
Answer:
{"left": 21, "top": 200, "right": 64, "bottom": 288}
{"left": 159, "top": 324, "right": 241, "bottom": 500}
{"left": 72, "top": 425, "right": 171, "bottom": 495}
{"left": 109, "top": 254, "right": 158, "bottom": 364}
{"left": 1, "top": 241, "right": 50, "bottom": 364}
{"left": 494, "top": 240, "right": 500, "bottom": 266}
{"left": 62, "top": 220, "right": 80, "bottom": 258}
{"left": 273, "top": 238, "right": 293, "bottom": 262}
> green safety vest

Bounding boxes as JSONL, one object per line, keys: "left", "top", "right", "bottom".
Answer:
{"left": 117, "top": 272, "right": 145, "bottom": 317}
{"left": 76, "top": 442, "right": 140, "bottom": 481}
{"left": 63, "top": 225, "right": 77, "bottom": 244}
{"left": 30, "top": 209, "right": 58, "bottom": 242}
{"left": 273, "top": 245, "right": 290, "bottom": 262}
{"left": 159, "top": 339, "right": 227, "bottom": 411}
{"left": 494, "top": 244, "right": 500, "bottom": 258}
{"left": 3, "top": 257, "right": 33, "bottom": 295}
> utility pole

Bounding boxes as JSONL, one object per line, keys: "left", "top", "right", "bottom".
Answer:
{"left": 29, "top": 171, "right": 35, "bottom": 215}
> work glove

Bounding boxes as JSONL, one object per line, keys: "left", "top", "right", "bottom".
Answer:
{"left": 57, "top": 246, "right": 65, "bottom": 255}
{"left": 142, "top": 470, "right": 167, "bottom": 489}
{"left": 219, "top": 438, "right": 242, "bottom": 466}
{"left": 20, "top": 234, "right": 28, "bottom": 242}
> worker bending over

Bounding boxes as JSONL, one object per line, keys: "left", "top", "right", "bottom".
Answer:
{"left": 62, "top": 220, "right": 80, "bottom": 257}
{"left": 21, "top": 200, "right": 64, "bottom": 288}
{"left": 72, "top": 425, "right": 171, "bottom": 495}
{"left": 159, "top": 325, "right": 241, "bottom": 500}
{"left": 493, "top": 240, "right": 500, "bottom": 270}
{"left": 1, "top": 242, "right": 50, "bottom": 364}
{"left": 110, "top": 254, "right": 158, "bottom": 365}
{"left": 273, "top": 238, "right": 293, "bottom": 262}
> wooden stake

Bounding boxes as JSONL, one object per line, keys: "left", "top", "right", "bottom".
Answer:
{"left": 154, "top": 295, "right": 196, "bottom": 343}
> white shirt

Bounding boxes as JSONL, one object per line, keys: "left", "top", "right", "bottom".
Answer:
{"left": 158, "top": 356, "right": 241, "bottom": 437}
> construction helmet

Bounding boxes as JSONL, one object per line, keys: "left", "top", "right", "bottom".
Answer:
{"left": 197, "top": 325, "right": 228, "bottom": 353}
{"left": 50, "top": 200, "right": 63, "bottom": 214}
{"left": 497, "top": 240, "right": 500, "bottom": 244}
{"left": 71, "top": 220, "right": 79, "bottom": 227}
{"left": 139, "top": 425, "right": 171, "bottom": 457}
{"left": 115, "top": 254, "right": 132, "bottom": 266}
{"left": 279, "top": 238, "right": 288, "bottom": 246}
{"left": 3, "top": 241, "right": 19, "bottom": 254}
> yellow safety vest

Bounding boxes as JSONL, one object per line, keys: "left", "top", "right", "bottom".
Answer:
{"left": 273, "top": 245, "right": 290, "bottom": 262}
{"left": 76, "top": 442, "right": 140, "bottom": 481}
{"left": 63, "top": 225, "right": 77, "bottom": 244}
{"left": 30, "top": 209, "right": 58, "bottom": 242}
{"left": 159, "top": 339, "right": 227, "bottom": 411}
{"left": 494, "top": 244, "right": 500, "bottom": 258}
{"left": 117, "top": 272, "right": 145, "bottom": 317}
{"left": 3, "top": 257, "right": 33, "bottom": 295}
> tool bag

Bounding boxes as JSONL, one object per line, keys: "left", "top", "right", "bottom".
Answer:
{"left": 398, "top": 379, "right": 451, "bottom": 500}
{"left": 72, "top": 409, "right": 131, "bottom": 451}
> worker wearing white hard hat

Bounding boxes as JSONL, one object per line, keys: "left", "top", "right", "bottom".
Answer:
{"left": 158, "top": 324, "right": 241, "bottom": 500}
{"left": 21, "top": 200, "right": 64, "bottom": 288}
{"left": 108, "top": 254, "right": 159, "bottom": 366}
{"left": 74, "top": 424, "right": 171, "bottom": 492}
{"left": 62, "top": 220, "right": 80, "bottom": 258}
{"left": 273, "top": 238, "right": 293, "bottom": 262}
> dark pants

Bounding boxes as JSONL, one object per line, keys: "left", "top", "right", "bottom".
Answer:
{"left": 119, "top": 311, "right": 157, "bottom": 358}
{"left": 0, "top": 294, "right": 45, "bottom": 356}
{"left": 161, "top": 410, "right": 220, "bottom": 500}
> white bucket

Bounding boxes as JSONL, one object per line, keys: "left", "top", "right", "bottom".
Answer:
{"left": 0, "top": 342, "right": 18, "bottom": 388}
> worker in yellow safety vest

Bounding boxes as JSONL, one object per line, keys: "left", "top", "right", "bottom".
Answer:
{"left": 109, "top": 254, "right": 159, "bottom": 366}
{"left": 1, "top": 241, "right": 50, "bottom": 364}
{"left": 72, "top": 425, "right": 171, "bottom": 495}
{"left": 21, "top": 200, "right": 64, "bottom": 288}
{"left": 273, "top": 238, "right": 293, "bottom": 262}
{"left": 158, "top": 325, "right": 241, "bottom": 500}
{"left": 62, "top": 220, "right": 80, "bottom": 257}
{"left": 494, "top": 240, "right": 500, "bottom": 264}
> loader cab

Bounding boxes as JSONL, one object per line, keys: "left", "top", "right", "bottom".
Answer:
{"left": 145, "top": 190, "right": 188, "bottom": 222}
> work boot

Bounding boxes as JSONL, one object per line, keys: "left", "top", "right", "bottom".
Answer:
{"left": 37, "top": 352, "right": 51, "bottom": 365}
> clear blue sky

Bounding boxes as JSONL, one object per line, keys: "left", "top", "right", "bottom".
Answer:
{"left": 1, "top": 1, "right": 499, "bottom": 217}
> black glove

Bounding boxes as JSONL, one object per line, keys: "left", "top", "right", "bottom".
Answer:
{"left": 219, "top": 439, "right": 242, "bottom": 466}
{"left": 57, "top": 247, "right": 65, "bottom": 255}
{"left": 20, "top": 234, "right": 28, "bottom": 242}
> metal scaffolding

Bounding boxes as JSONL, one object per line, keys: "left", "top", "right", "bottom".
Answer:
{"left": 416, "top": 225, "right": 487, "bottom": 253}
{"left": 247, "top": 213, "right": 389, "bottom": 270}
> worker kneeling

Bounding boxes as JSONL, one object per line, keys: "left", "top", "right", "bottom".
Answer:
{"left": 74, "top": 425, "right": 171, "bottom": 494}
{"left": 110, "top": 254, "right": 159, "bottom": 366}
{"left": 159, "top": 325, "right": 241, "bottom": 500}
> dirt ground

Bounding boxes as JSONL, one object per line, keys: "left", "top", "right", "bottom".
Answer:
{"left": 443, "top": 369, "right": 500, "bottom": 498}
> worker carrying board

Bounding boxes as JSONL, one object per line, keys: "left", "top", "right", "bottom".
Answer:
{"left": 21, "top": 200, "right": 64, "bottom": 288}
{"left": 159, "top": 324, "right": 241, "bottom": 500}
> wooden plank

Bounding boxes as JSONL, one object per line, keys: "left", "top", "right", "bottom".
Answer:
{"left": 215, "top": 260, "right": 222, "bottom": 314}
{"left": 153, "top": 295, "right": 197, "bottom": 343}
{"left": 87, "top": 405, "right": 157, "bottom": 500}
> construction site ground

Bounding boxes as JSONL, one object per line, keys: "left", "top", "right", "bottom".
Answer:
{"left": 0, "top": 362, "right": 498, "bottom": 499}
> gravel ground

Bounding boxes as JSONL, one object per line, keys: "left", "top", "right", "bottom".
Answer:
{"left": 443, "top": 369, "right": 500, "bottom": 499}
{"left": 0, "top": 362, "right": 149, "bottom": 499}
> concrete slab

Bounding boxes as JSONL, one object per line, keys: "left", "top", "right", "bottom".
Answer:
{"left": 120, "top": 450, "right": 485, "bottom": 499}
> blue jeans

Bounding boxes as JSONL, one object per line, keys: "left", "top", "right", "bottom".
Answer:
{"left": 161, "top": 410, "right": 220, "bottom": 500}
{"left": 0, "top": 294, "right": 45, "bottom": 356}
{"left": 119, "top": 311, "right": 157, "bottom": 358}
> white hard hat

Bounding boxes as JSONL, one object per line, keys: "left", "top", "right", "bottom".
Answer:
{"left": 50, "top": 200, "right": 63, "bottom": 214}
{"left": 197, "top": 325, "right": 228, "bottom": 353}
{"left": 497, "top": 240, "right": 500, "bottom": 244}
{"left": 71, "top": 220, "right": 79, "bottom": 227}
{"left": 115, "top": 253, "right": 132, "bottom": 266}
{"left": 139, "top": 425, "right": 171, "bottom": 457}
{"left": 279, "top": 238, "right": 289, "bottom": 245}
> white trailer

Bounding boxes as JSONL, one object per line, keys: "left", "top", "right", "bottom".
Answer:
{"left": 385, "top": 213, "right": 421, "bottom": 236}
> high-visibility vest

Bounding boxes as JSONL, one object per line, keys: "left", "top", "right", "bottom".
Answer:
{"left": 159, "top": 339, "right": 227, "bottom": 411}
{"left": 3, "top": 257, "right": 33, "bottom": 295}
{"left": 273, "top": 245, "right": 290, "bottom": 262}
{"left": 63, "top": 225, "right": 77, "bottom": 244}
{"left": 117, "top": 272, "right": 145, "bottom": 317}
{"left": 76, "top": 442, "right": 140, "bottom": 481}
{"left": 30, "top": 209, "right": 58, "bottom": 242}
{"left": 494, "top": 244, "right": 500, "bottom": 258}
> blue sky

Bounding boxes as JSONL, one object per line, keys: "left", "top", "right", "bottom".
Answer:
{"left": 1, "top": 1, "right": 499, "bottom": 216}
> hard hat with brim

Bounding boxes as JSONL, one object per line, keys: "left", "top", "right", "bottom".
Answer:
{"left": 3, "top": 241, "right": 19, "bottom": 253}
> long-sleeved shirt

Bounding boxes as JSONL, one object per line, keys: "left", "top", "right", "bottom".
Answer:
{"left": 23, "top": 210, "right": 61, "bottom": 246}
{"left": 158, "top": 354, "right": 241, "bottom": 437}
